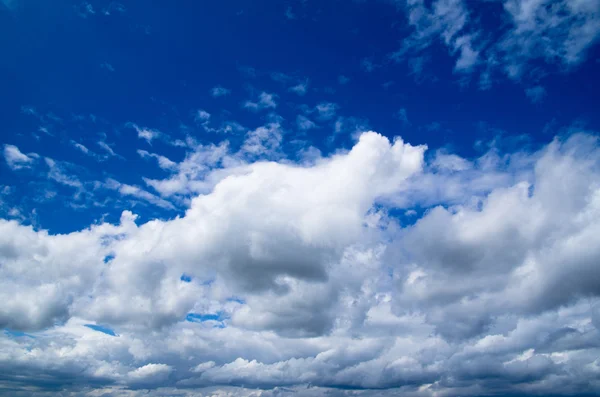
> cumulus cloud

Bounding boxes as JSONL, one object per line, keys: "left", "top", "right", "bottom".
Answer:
{"left": 3, "top": 144, "right": 38, "bottom": 170}
{"left": 2, "top": 130, "right": 600, "bottom": 396}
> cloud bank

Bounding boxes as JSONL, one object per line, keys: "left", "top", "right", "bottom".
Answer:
{"left": 2, "top": 130, "right": 600, "bottom": 396}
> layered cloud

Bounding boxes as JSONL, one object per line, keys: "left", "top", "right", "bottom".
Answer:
{"left": 1, "top": 129, "right": 600, "bottom": 396}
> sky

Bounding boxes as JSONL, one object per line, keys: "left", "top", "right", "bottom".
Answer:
{"left": 1, "top": 0, "right": 600, "bottom": 396}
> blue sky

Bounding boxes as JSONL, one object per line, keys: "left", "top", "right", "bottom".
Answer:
{"left": 2, "top": 0, "right": 599, "bottom": 233}
{"left": 1, "top": 1, "right": 600, "bottom": 397}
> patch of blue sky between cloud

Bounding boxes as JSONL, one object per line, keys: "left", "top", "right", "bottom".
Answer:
{"left": 4, "top": 329, "right": 34, "bottom": 338}
{"left": 186, "top": 313, "right": 227, "bottom": 328}
{"left": 180, "top": 273, "right": 192, "bottom": 283}
{"left": 84, "top": 324, "right": 118, "bottom": 336}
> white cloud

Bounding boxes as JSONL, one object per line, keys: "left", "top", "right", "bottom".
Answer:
{"left": 138, "top": 149, "right": 177, "bottom": 171}
{"left": 498, "top": 0, "right": 600, "bottom": 78}
{"left": 244, "top": 92, "right": 277, "bottom": 111}
{"left": 45, "top": 158, "right": 82, "bottom": 188}
{"left": 97, "top": 140, "right": 117, "bottom": 157}
{"left": 314, "top": 102, "right": 338, "bottom": 121}
{"left": 393, "top": 0, "right": 600, "bottom": 84}
{"left": 211, "top": 86, "right": 231, "bottom": 97}
{"left": 195, "top": 109, "right": 211, "bottom": 123}
{"left": 2, "top": 131, "right": 600, "bottom": 396}
{"left": 288, "top": 79, "right": 309, "bottom": 95}
{"left": 130, "top": 123, "right": 161, "bottom": 144}
{"left": 104, "top": 178, "right": 176, "bottom": 210}
{"left": 296, "top": 115, "right": 317, "bottom": 131}
{"left": 3, "top": 144, "right": 37, "bottom": 170}
{"left": 71, "top": 141, "right": 90, "bottom": 154}
{"left": 128, "top": 363, "right": 173, "bottom": 382}
{"left": 240, "top": 122, "right": 284, "bottom": 157}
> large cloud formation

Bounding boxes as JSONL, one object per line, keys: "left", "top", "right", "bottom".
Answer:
{"left": 1, "top": 131, "right": 600, "bottom": 396}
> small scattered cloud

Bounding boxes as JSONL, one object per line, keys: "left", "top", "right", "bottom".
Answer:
{"left": 525, "top": 85, "right": 547, "bottom": 104}
{"left": 97, "top": 141, "right": 117, "bottom": 157}
{"left": 71, "top": 141, "right": 90, "bottom": 154}
{"left": 3, "top": 144, "right": 38, "bottom": 170}
{"left": 296, "top": 115, "right": 317, "bottom": 131}
{"left": 243, "top": 92, "right": 277, "bottom": 111}
{"left": 45, "top": 158, "right": 83, "bottom": 189}
{"left": 195, "top": 109, "right": 211, "bottom": 123}
{"left": 285, "top": 6, "right": 295, "bottom": 20}
{"left": 211, "top": 86, "right": 231, "bottom": 97}
{"left": 129, "top": 123, "right": 161, "bottom": 144}
{"left": 76, "top": 2, "right": 96, "bottom": 18}
{"left": 314, "top": 102, "right": 338, "bottom": 121}
{"left": 239, "top": 65, "right": 257, "bottom": 77}
{"left": 104, "top": 178, "right": 176, "bottom": 210}
{"left": 100, "top": 62, "right": 115, "bottom": 72}
{"left": 361, "top": 57, "right": 379, "bottom": 72}
{"left": 396, "top": 108, "right": 410, "bottom": 126}
{"left": 288, "top": 79, "right": 309, "bottom": 96}
{"left": 137, "top": 150, "right": 177, "bottom": 171}
{"left": 338, "top": 75, "right": 350, "bottom": 84}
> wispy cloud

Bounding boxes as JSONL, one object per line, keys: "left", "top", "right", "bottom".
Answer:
{"left": 211, "top": 86, "right": 231, "bottom": 97}
{"left": 525, "top": 85, "right": 547, "bottom": 104}
{"left": 129, "top": 123, "right": 162, "bottom": 144}
{"left": 288, "top": 79, "right": 309, "bottom": 96}
{"left": 100, "top": 62, "right": 115, "bottom": 72}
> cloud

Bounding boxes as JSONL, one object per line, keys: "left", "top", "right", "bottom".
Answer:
{"left": 361, "top": 58, "right": 379, "bottom": 72}
{"left": 314, "top": 102, "right": 338, "bottom": 121}
{"left": 296, "top": 115, "right": 317, "bottom": 131}
{"left": 243, "top": 92, "right": 277, "bottom": 111}
{"left": 3, "top": 144, "right": 38, "bottom": 170}
{"left": 97, "top": 140, "right": 118, "bottom": 157}
{"left": 100, "top": 62, "right": 115, "bottom": 72}
{"left": 240, "top": 121, "right": 284, "bottom": 157}
{"left": 392, "top": 0, "right": 600, "bottom": 84}
{"left": 285, "top": 6, "right": 295, "bottom": 20}
{"left": 396, "top": 108, "right": 410, "bottom": 126}
{"left": 104, "top": 178, "right": 176, "bottom": 210}
{"left": 195, "top": 109, "right": 211, "bottom": 123}
{"left": 525, "top": 85, "right": 547, "bottom": 104}
{"left": 498, "top": 0, "right": 600, "bottom": 78}
{"left": 211, "top": 86, "right": 231, "bottom": 97}
{"left": 45, "top": 158, "right": 83, "bottom": 189}
{"left": 288, "top": 79, "right": 309, "bottom": 96}
{"left": 2, "top": 131, "right": 600, "bottom": 396}
{"left": 392, "top": 0, "right": 478, "bottom": 73}
{"left": 129, "top": 123, "right": 162, "bottom": 144}
{"left": 71, "top": 141, "right": 90, "bottom": 154}
{"left": 128, "top": 363, "right": 173, "bottom": 385}
{"left": 137, "top": 149, "right": 177, "bottom": 171}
